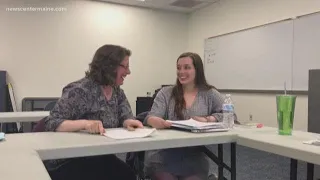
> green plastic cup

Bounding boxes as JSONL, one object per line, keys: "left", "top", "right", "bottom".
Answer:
{"left": 276, "top": 95, "right": 296, "bottom": 135}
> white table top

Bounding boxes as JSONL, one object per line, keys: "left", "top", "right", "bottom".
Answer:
{"left": 2, "top": 129, "right": 238, "bottom": 160}
{"left": 0, "top": 147, "right": 51, "bottom": 180}
{"left": 0, "top": 126, "right": 320, "bottom": 180}
{"left": 236, "top": 126, "right": 320, "bottom": 165}
{"left": 0, "top": 111, "right": 49, "bottom": 122}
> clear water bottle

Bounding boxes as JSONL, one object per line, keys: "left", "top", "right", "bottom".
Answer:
{"left": 222, "top": 94, "right": 235, "bottom": 128}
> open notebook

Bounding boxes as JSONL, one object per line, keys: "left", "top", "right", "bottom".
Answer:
{"left": 167, "top": 119, "right": 229, "bottom": 133}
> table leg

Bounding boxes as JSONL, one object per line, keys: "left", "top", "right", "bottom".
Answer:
{"left": 231, "top": 143, "right": 236, "bottom": 180}
{"left": 290, "top": 159, "right": 297, "bottom": 180}
{"left": 218, "top": 144, "right": 224, "bottom": 180}
{"left": 201, "top": 144, "right": 236, "bottom": 180}
{"left": 307, "top": 163, "right": 314, "bottom": 180}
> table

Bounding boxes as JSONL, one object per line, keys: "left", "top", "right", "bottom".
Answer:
{"left": 0, "top": 147, "right": 51, "bottom": 180}
{"left": 0, "top": 111, "right": 49, "bottom": 123}
{"left": 0, "top": 113, "right": 319, "bottom": 180}
{"left": 0, "top": 111, "right": 49, "bottom": 133}
{"left": 0, "top": 129, "right": 238, "bottom": 180}
{"left": 236, "top": 127, "right": 320, "bottom": 180}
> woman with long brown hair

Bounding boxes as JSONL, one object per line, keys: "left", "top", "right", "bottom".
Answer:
{"left": 145, "top": 52, "right": 224, "bottom": 180}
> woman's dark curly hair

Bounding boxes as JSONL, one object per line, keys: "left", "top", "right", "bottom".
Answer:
{"left": 85, "top": 44, "right": 131, "bottom": 86}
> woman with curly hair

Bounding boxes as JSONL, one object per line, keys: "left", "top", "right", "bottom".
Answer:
{"left": 44, "top": 44, "right": 142, "bottom": 180}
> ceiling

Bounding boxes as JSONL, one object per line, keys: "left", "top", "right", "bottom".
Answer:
{"left": 94, "top": 0, "right": 220, "bottom": 13}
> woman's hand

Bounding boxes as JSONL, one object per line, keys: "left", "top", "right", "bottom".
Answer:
{"left": 147, "top": 117, "right": 172, "bottom": 129}
{"left": 84, "top": 120, "right": 105, "bottom": 135}
{"left": 123, "top": 119, "right": 144, "bottom": 131}
{"left": 192, "top": 116, "right": 216, "bottom": 122}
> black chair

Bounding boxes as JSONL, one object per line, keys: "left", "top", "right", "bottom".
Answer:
{"left": 44, "top": 101, "right": 57, "bottom": 111}
{"left": 32, "top": 101, "right": 57, "bottom": 132}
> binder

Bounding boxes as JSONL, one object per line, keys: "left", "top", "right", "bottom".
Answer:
{"left": 167, "top": 119, "right": 229, "bottom": 133}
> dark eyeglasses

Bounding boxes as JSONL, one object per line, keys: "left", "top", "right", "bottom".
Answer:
{"left": 119, "top": 64, "right": 130, "bottom": 70}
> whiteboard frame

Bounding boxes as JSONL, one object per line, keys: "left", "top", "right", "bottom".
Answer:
{"left": 203, "top": 11, "right": 320, "bottom": 93}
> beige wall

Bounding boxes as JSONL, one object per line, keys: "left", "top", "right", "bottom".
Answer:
{"left": 2, "top": 0, "right": 320, "bottom": 130}
{"left": 188, "top": 0, "right": 320, "bottom": 131}
{"left": 0, "top": 0, "right": 188, "bottom": 114}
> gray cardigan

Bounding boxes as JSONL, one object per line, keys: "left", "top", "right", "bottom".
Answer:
{"left": 144, "top": 86, "right": 225, "bottom": 178}
{"left": 145, "top": 86, "right": 224, "bottom": 122}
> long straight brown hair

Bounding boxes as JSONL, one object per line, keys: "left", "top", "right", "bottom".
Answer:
{"left": 172, "top": 52, "right": 215, "bottom": 120}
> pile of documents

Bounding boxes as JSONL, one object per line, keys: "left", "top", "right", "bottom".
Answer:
{"left": 167, "top": 119, "right": 229, "bottom": 133}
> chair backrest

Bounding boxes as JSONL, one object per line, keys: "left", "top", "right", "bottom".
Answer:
{"left": 44, "top": 101, "right": 57, "bottom": 111}
{"left": 32, "top": 101, "right": 57, "bottom": 132}
{"left": 32, "top": 117, "right": 46, "bottom": 132}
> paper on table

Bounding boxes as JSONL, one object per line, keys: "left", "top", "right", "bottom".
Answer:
{"left": 167, "top": 118, "right": 225, "bottom": 128}
{"left": 103, "top": 128, "right": 156, "bottom": 140}
{"left": 303, "top": 140, "right": 320, "bottom": 146}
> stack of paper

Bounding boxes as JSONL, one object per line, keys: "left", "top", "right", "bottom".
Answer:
{"left": 103, "top": 128, "right": 156, "bottom": 140}
{"left": 167, "top": 119, "right": 229, "bottom": 133}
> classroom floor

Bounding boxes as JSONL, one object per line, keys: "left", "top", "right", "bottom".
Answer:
{"left": 207, "top": 144, "right": 307, "bottom": 180}
{"left": 117, "top": 144, "right": 307, "bottom": 180}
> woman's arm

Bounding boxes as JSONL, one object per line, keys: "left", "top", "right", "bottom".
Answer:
{"left": 44, "top": 87, "right": 90, "bottom": 132}
{"left": 147, "top": 116, "right": 171, "bottom": 129}
{"left": 208, "top": 88, "right": 225, "bottom": 122}
{"left": 56, "top": 120, "right": 87, "bottom": 132}
{"left": 192, "top": 115, "right": 216, "bottom": 122}
{"left": 145, "top": 88, "right": 171, "bottom": 129}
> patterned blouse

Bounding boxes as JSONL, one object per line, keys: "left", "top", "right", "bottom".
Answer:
{"left": 44, "top": 77, "right": 134, "bottom": 170}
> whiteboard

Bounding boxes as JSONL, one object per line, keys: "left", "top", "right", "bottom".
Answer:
{"left": 204, "top": 20, "right": 294, "bottom": 90}
{"left": 292, "top": 13, "right": 320, "bottom": 91}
